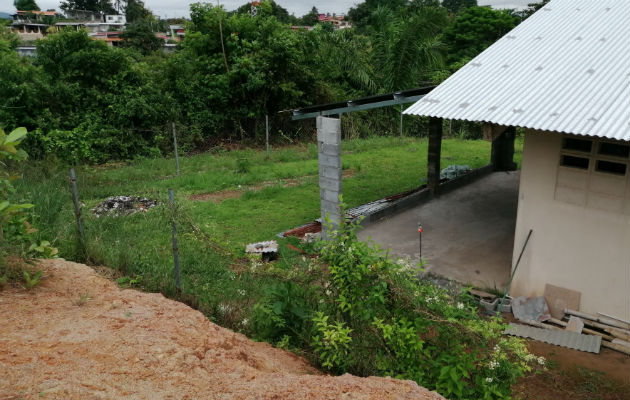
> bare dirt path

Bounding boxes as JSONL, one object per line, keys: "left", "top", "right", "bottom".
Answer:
{"left": 0, "top": 259, "right": 444, "bottom": 400}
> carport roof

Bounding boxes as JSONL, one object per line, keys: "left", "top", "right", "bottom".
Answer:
{"left": 404, "top": 0, "right": 630, "bottom": 141}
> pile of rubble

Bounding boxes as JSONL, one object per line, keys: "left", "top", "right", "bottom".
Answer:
{"left": 92, "top": 196, "right": 158, "bottom": 217}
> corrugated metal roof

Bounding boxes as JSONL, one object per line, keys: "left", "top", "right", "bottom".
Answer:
{"left": 504, "top": 323, "right": 602, "bottom": 353}
{"left": 404, "top": 0, "right": 630, "bottom": 141}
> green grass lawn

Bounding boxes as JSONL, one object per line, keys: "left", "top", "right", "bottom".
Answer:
{"left": 15, "top": 135, "right": 521, "bottom": 320}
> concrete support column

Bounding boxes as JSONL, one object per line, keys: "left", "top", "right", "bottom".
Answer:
{"left": 427, "top": 117, "right": 443, "bottom": 195}
{"left": 317, "top": 116, "right": 342, "bottom": 240}
{"left": 491, "top": 126, "right": 517, "bottom": 171}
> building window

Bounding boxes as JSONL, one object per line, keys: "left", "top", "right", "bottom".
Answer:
{"left": 560, "top": 154, "right": 589, "bottom": 169}
{"left": 555, "top": 136, "right": 630, "bottom": 213}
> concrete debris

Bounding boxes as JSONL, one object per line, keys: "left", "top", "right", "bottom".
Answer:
{"left": 512, "top": 296, "right": 551, "bottom": 322}
{"left": 92, "top": 196, "right": 158, "bottom": 217}
{"left": 246, "top": 241, "right": 278, "bottom": 261}
{"left": 440, "top": 165, "right": 471, "bottom": 180}
{"left": 246, "top": 241, "right": 278, "bottom": 254}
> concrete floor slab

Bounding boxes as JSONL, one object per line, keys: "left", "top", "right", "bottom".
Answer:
{"left": 358, "top": 171, "right": 520, "bottom": 291}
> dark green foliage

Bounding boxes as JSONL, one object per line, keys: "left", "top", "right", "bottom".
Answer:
{"left": 121, "top": 19, "right": 164, "bottom": 54}
{"left": 441, "top": 0, "right": 477, "bottom": 14}
{"left": 248, "top": 214, "right": 539, "bottom": 399}
{"left": 347, "top": 0, "right": 408, "bottom": 32}
{"left": 0, "top": 44, "right": 42, "bottom": 130}
{"left": 370, "top": 6, "right": 448, "bottom": 91}
{"left": 0, "top": 21, "right": 19, "bottom": 50}
{"left": 443, "top": 6, "right": 518, "bottom": 64}
{"left": 164, "top": 4, "right": 317, "bottom": 142}
{"left": 298, "top": 6, "right": 319, "bottom": 26}
{"left": 2, "top": 0, "right": 515, "bottom": 162}
{"left": 23, "top": 30, "right": 171, "bottom": 162}
{"left": 518, "top": 0, "right": 550, "bottom": 19}
{"left": 13, "top": 0, "right": 40, "bottom": 11}
{"left": 59, "top": 0, "right": 115, "bottom": 14}
{"left": 125, "top": 0, "right": 151, "bottom": 23}
{"left": 234, "top": 0, "right": 297, "bottom": 24}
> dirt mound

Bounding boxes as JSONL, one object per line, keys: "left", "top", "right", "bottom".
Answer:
{"left": 0, "top": 259, "right": 445, "bottom": 400}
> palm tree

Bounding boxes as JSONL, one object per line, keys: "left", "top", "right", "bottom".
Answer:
{"left": 371, "top": 6, "right": 447, "bottom": 92}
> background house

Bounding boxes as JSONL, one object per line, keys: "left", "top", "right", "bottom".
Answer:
{"left": 11, "top": 10, "right": 58, "bottom": 40}
{"left": 405, "top": 0, "right": 630, "bottom": 319}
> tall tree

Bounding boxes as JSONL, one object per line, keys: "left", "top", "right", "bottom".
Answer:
{"left": 443, "top": 6, "right": 518, "bottom": 64}
{"left": 441, "top": 0, "right": 477, "bottom": 14}
{"left": 234, "top": 1, "right": 296, "bottom": 24}
{"left": 518, "top": 0, "right": 550, "bottom": 19}
{"left": 121, "top": 19, "right": 163, "bottom": 54}
{"left": 298, "top": 6, "right": 319, "bottom": 26}
{"left": 60, "top": 0, "right": 115, "bottom": 14}
{"left": 13, "top": 0, "right": 40, "bottom": 11}
{"left": 347, "top": 0, "right": 407, "bottom": 31}
{"left": 125, "top": 0, "right": 151, "bottom": 23}
{"left": 371, "top": 6, "right": 448, "bottom": 91}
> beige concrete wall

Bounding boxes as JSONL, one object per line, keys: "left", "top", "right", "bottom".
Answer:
{"left": 511, "top": 130, "right": 630, "bottom": 320}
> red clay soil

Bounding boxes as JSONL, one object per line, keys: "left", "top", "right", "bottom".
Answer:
{"left": 0, "top": 259, "right": 445, "bottom": 400}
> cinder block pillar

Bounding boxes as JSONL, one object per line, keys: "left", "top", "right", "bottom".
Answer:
{"left": 427, "top": 117, "right": 443, "bottom": 195}
{"left": 317, "top": 116, "right": 342, "bottom": 240}
{"left": 491, "top": 126, "right": 517, "bottom": 171}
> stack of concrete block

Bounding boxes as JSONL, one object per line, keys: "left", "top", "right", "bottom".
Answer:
{"left": 317, "top": 116, "right": 342, "bottom": 239}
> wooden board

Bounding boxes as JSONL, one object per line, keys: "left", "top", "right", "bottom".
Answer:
{"left": 544, "top": 284, "right": 581, "bottom": 319}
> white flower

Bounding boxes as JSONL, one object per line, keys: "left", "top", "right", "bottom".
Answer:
{"left": 537, "top": 357, "right": 545, "bottom": 366}
{"left": 218, "top": 304, "right": 231, "bottom": 314}
{"left": 485, "top": 377, "right": 493, "bottom": 383}
{"left": 238, "top": 289, "right": 246, "bottom": 296}
{"left": 241, "top": 318, "right": 249, "bottom": 326}
{"left": 325, "top": 289, "right": 332, "bottom": 296}
{"left": 319, "top": 299, "right": 324, "bottom": 304}
{"left": 488, "top": 360, "right": 499, "bottom": 370}
{"left": 493, "top": 344, "right": 501, "bottom": 353}
{"left": 457, "top": 302, "right": 464, "bottom": 310}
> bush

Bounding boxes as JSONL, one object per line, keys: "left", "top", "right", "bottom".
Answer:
{"left": 250, "top": 209, "right": 541, "bottom": 399}
{"left": 0, "top": 127, "right": 56, "bottom": 284}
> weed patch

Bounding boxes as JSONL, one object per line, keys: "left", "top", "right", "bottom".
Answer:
{"left": 12, "top": 137, "right": 529, "bottom": 399}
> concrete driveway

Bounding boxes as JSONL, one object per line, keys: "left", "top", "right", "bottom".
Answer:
{"left": 358, "top": 171, "right": 520, "bottom": 291}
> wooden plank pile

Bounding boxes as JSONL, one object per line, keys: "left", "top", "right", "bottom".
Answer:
{"left": 520, "top": 309, "right": 630, "bottom": 355}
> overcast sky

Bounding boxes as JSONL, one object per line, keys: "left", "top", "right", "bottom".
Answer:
{"left": 3, "top": 0, "right": 530, "bottom": 18}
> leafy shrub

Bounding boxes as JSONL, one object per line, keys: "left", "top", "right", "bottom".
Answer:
{"left": 250, "top": 209, "right": 540, "bottom": 399}
{"left": 0, "top": 127, "right": 57, "bottom": 284}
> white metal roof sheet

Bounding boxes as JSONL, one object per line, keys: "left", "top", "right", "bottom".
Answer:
{"left": 404, "top": 0, "right": 630, "bottom": 141}
{"left": 504, "top": 323, "right": 602, "bottom": 353}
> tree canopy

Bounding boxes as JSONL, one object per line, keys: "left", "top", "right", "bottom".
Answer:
{"left": 443, "top": 6, "right": 518, "bottom": 64}
{"left": 59, "top": 0, "right": 115, "bottom": 14}
{"left": 13, "top": 0, "right": 40, "bottom": 11}
{"left": 1, "top": 0, "right": 526, "bottom": 163}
